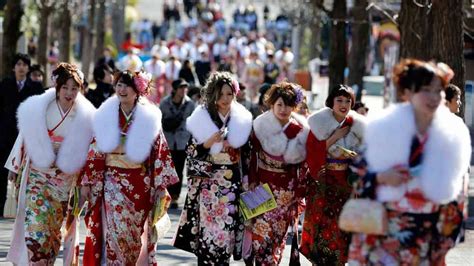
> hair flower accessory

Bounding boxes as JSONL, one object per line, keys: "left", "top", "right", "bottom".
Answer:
{"left": 294, "top": 85, "right": 304, "bottom": 105}
{"left": 436, "top": 62, "right": 454, "bottom": 83}
{"left": 134, "top": 71, "right": 152, "bottom": 96}
{"left": 231, "top": 78, "right": 240, "bottom": 95}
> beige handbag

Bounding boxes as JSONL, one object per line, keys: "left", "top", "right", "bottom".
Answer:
{"left": 338, "top": 198, "right": 388, "bottom": 235}
{"left": 4, "top": 180, "right": 18, "bottom": 218}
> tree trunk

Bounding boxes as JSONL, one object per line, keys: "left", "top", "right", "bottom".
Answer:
{"left": 309, "top": 0, "right": 323, "bottom": 60}
{"left": 37, "top": 6, "right": 52, "bottom": 84}
{"left": 1, "top": 0, "right": 24, "bottom": 78}
{"left": 399, "top": 0, "right": 465, "bottom": 116}
{"left": 348, "top": 0, "right": 369, "bottom": 101}
{"left": 94, "top": 0, "right": 107, "bottom": 62}
{"left": 58, "top": 0, "right": 72, "bottom": 62}
{"left": 328, "top": 0, "right": 347, "bottom": 92}
{"left": 112, "top": 0, "right": 126, "bottom": 51}
{"left": 81, "top": 0, "right": 96, "bottom": 81}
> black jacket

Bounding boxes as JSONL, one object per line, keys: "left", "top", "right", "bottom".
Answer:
{"left": 86, "top": 82, "right": 114, "bottom": 108}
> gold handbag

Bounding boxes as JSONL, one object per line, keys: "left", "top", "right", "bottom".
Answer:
{"left": 338, "top": 198, "right": 388, "bottom": 235}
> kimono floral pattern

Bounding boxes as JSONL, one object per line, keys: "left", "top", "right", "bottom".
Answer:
{"left": 173, "top": 138, "right": 247, "bottom": 265}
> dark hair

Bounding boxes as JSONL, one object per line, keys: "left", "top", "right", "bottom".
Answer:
{"left": 13, "top": 53, "right": 31, "bottom": 69}
{"left": 187, "top": 85, "right": 201, "bottom": 99}
{"left": 202, "top": 71, "right": 237, "bottom": 115}
{"left": 113, "top": 70, "right": 137, "bottom": 92}
{"left": 258, "top": 83, "right": 272, "bottom": 106}
{"left": 445, "top": 84, "right": 461, "bottom": 102}
{"left": 52, "top": 62, "right": 84, "bottom": 92}
{"left": 264, "top": 81, "right": 298, "bottom": 107}
{"left": 393, "top": 59, "right": 452, "bottom": 96}
{"left": 325, "top": 84, "right": 355, "bottom": 108}
{"left": 93, "top": 64, "right": 113, "bottom": 83}
{"left": 28, "top": 64, "right": 44, "bottom": 76}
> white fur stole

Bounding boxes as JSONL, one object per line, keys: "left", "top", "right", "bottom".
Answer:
{"left": 308, "top": 107, "right": 366, "bottom": 157}
{"left": 93, "top": 96, "right": 162, "bottom": 163}
{"left": 253, "top": 111, "right": 309, "bottom": 164}
{"left": 365, "top": 103, "right": 471, "bottom": 204}
{"left": 17, "top": 88, "right": 95, "bottom": 174}
{"left": 186, "top": 102, "right": 252, "bottom": 154}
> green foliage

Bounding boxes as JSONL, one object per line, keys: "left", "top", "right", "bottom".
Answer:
{"left": 127, "top": 0, "right": 139, "bottom": 7}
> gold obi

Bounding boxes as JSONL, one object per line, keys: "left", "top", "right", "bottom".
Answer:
{"left": 105, "top": 145, "right": 143, "bottom": 169}
{"left": 208, "top": 151, "right": 240, "bottom": 165}
{"left": 326, "top": 158, "right": 351, "bottom": 171}
{"left": 257, "top": 150, "right": 287, "bottom": 173}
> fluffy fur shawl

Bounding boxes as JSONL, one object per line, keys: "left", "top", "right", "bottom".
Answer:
{"left": 17, "top": 88, "right": 95, "bottom": 174}
{"left": 253, "top": 111, "right": 309, "bottom": 164}
{"left": 308, "top": 107, "right": 366, "bottom": 157}
{"left": 186, "top": 102, "right": 253, "bottom": 154}
{"left": 93, "top": 96, "right": 162, "bottom": 163}
{"left": 365, "top": 103, "right": 471, "bottom": 204}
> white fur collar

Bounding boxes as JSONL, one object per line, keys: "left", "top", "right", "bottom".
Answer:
{"left": 186, "top": 102, "right": 252, "bottom": 154}
{"left": 93, "top": 96, "right": 162, "bottom": 163}
{"left": 17, "top": 88, "right": 95, "bottom": 174}
{"left": 253, "top": 111, "right": 309, "bottom": 163}
{"left": 365, "top": 103, "right": 471, "bottom": 204}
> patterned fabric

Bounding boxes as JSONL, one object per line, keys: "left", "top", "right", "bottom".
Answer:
{"left": 173, "top": 138, "right": 248, "bottom": 265}
{"left": 246, "top": 123, "right": 308, "bottom": 265}
{"left": 82, "top": 111, "right": 178, "bottom": 266}
{"left": 348, "top": 136, "right": 464, "bottom": 265}
{"left": 300, "top": 132, "right": 354, "bottom": 266}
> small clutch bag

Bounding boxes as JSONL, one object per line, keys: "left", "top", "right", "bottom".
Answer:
{"left": 338, "top": 198, "right": 388, "bottom": 235}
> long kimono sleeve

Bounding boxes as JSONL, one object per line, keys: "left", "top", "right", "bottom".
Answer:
{"left": 4, "top": 134, "right": 25, "bottom": 174}
{"left": 306, "top": 131, "right": 327, "bottom": 181}
{"left": 247, "top": 132, "right": 259, "bottom": 188}
{"left": 80, "top": 140, "right": 106, "bottom": 186}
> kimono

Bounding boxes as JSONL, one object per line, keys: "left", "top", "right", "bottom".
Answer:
{"left": 247, "top": 111, "right": 309, "bottom": 265}
{"left": 173, "top": 102, "right": 253, "bottom": 265}
{"left": 348, "top": 103, "right": 471, "bottom": 265}
{"left": 300, "top": 107, "right": 366, "bottom": 265}
{"left": 5, "top": 88, "right": 95, "bottom": 265}
{"left": 81, "top": 96, "right": 179, "bottom": 265}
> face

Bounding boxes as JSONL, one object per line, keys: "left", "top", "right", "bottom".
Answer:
{"left": 115, "top": 80, "right": 138, "bottom": 106}
{"left": 447, "top": 94, "right": 461, "bottom": 114}
{"left": 102, "top": 69, "right": 114, "bottom": 84}
{"left": 332, "top": 95, "right": 352, "bottom": 121}
{"left": 272, "top": 97, "right": 294, "bottom": 123}
{"left": 216, "top": 84, "right": 234, "bottom": 112}
{"left": 236, "top": 89, "right": 246, "bottom": 101}
{"left": 409, "top": 77, "right": 443, "bottom": 117}
{"left": 30, "top": 70, "right": 43, "bottom": 82}
{"left": 58, "top": 78, "right": 80, "bottom": 106}
{"left": 175, "top": 85, "right": 188, "bottom": 99}
{"left": 13, "top": 60, "right": 29, "bottom": 79}
{"left": 356, "top": 107, "right": 367, "bottom": 116}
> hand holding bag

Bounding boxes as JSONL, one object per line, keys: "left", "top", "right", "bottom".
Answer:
{"left": 338, "top": 198, "right": 388, "bottom": 235}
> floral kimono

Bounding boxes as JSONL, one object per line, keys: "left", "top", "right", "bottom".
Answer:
{"left": 246, "top": 111, "right": 309, "bottom": 265}
{"left": 348, "top": 104, "right": 471, "bottom": 265}
{"left": 300, "top": 107, "right": 366, "bottom": 265}
{"left": 5, "top": 88, "right": 94, "bottom": 265}
{"left": 173, "top": 102, "right": 253, "bottom": 265}
{"left": 81, "top": 96, "right": 179, "bottom": 265}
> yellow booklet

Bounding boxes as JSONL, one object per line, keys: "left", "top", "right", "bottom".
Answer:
{"left": 239, "top": 183, "right": 277, "bottom": 220}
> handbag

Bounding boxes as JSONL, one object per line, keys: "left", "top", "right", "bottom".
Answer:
{"left": 4, "top": 180, "right": 18, "bottom": 218}
{"left": 338, "top": 198, "right": 388, "bottom": 235}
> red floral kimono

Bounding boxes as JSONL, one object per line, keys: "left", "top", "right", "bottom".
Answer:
{"left": 300, "top": 108, "right": 365, "bottom": 266}
{"left": 81, "top": 96, "right": 179, "bottom": 265}
{"left": 246, "top": 111, "right": 309, "bottom": 265}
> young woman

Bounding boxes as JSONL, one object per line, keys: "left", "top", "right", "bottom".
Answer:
{"left": 246, "top": 82, "right": 309, "bottom": 265}
{"left": 81, "top": 70, "right": 179, "bottom": 265}
{"left": 300, "top": 85, "right": 366, "bottom": 265}
{"left": 173, "top": 71, "right": 253, "bottom": 265}
{"left": 348, "top": 59, "right": 470, "bottom": 265}
{"left": 5, "top": 63, "right": 95, "bottom": 265}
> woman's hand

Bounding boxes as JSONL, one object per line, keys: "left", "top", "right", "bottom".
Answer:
{"left": 376, "top": 166, "right": 410, "bottom": 186}
{"left": 80, "top": 186, "right": 91, "bottom": 207}
{"left": 203, "top": 132, "right": 223, "bottom": 149}
{"left": 7, "top": 171, "right": 17, "bottom": 182}
{"left": 326, "top": 126, "right": 350, "bottom": 149}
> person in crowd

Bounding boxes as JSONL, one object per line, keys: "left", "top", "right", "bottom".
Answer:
{"left": 195, "top": 51, "right": 212, "bottom": 86}
{"left": 96, "top": 46, "right": 116, "bottom": 71}
{"left": 80, "top": 70, "right": 179, "bottom": 265}
{"left": 5, "top": 63, "right": 95, "bottom": 265}
{"left": 245, "top": 82, "right": 309, "bottom": 265}
{"left": 296, "top": 96, "right": 310, "bottom": 117}
{"left": 300, "top": 85, "right": 366, "bottom": 265}
{"left": 118, "top": 48, "right": 143, "bottom": 72}
{"left": 160, "top": 79, "right": 196, "bottom": 208}
{"left": 348, "top": 59, "right": 471, "bottom": 265}
{"left": 165, "top": 55, "right": 182, "bottom": 94}
{"left": 86, "top": 64, "right": 115, "bottom": 108}
{"left": 257, "top": 83, "right": 272, "bottom": 115}
{"left": 243, "top": 51, "right": 264, "bottom": 101}
{"left": 174, "top": 71, "right": 253, "bottom": 265}
{"left": 145, "top": 53, "right": 167, "bottom": 104}
{"left": 263, "top": 51, "right": 280, "bottom": 84}
{"left": 187, "top": 84, "right": 203, "bottom": 105}
{"left": 27, "top": 64, "right": 45, "bottom": 83}
{"left": 445, "top": 83, "right": 461, "bottom": 114}
{"left": 179, "top": 59, "right": 197, "bottom": 85}
{"left": 0, "top": 53, "right": 44, "bottom": 218}
{"left": 236, "top": 82, "right": 259, "bottom": 118}
{"left": 352, "top": 101, "right": 369, "bottom": 116}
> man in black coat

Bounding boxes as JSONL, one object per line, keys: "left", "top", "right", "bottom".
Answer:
{"left": 0, "top": 53, "right": 44, "bottom": 217}
{"left": 86, "top": 64, "right": 115, "bottom": 108}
